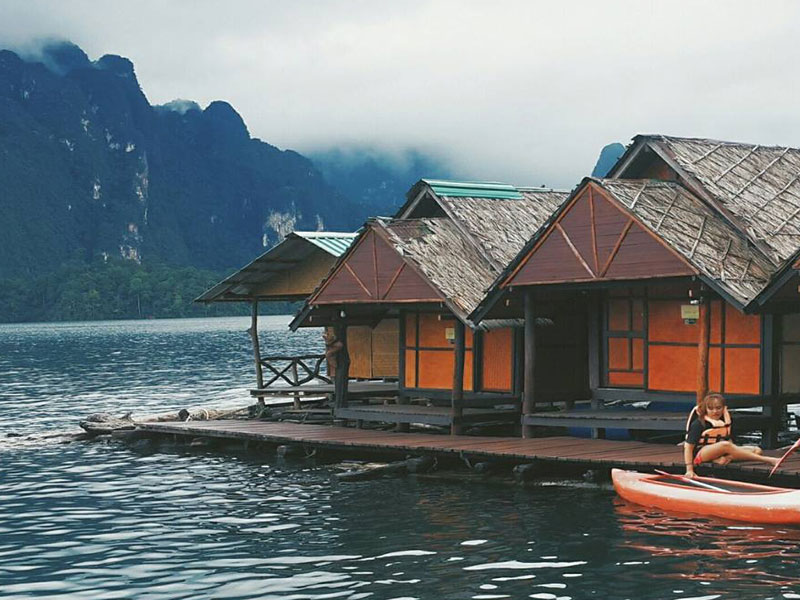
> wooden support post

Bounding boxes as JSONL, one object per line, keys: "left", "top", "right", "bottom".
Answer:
{"left": 696, "top": 298, "right": 710, "bottom": 405}
{"left": 761, "top": 314, "right": 779, "bottom": 449}
{"left": 523, "top": 290, "right": 536, "bottom": 438}
{"left": 249, "top": 300, "right": 265, "bottom": 409}
{"left": 451, "top": 320, "right": 466, "bottom": 436}
{"left": 333, "top": 323, "right": 350, "bottom": 412}
{"left": 587, "top": 293, "right": 603, "bottom": 439}
{"left": 587, "top": 294, "right": 600, "bottom": 401}
{"left": 291, "top": 362, "right": 301, "bottom": 409}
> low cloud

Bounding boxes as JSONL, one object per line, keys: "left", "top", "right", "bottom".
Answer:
{"left": 1, "top": 0, "right": 799, "bottom": 188}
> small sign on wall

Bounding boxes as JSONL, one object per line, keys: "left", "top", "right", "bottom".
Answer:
{"left": 681, "top": 304, "right": 700, "bottom": 325}
{"left": 445, "top": 327, "right": 455, "bottom": 342}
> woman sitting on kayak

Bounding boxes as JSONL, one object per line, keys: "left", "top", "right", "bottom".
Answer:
{"left": 684, "top": 393, "right": 778, "bottom": 479}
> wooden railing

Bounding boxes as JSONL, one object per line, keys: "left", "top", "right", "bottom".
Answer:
{"left": 259, "top": 354, "right": 332, "bottom": 388}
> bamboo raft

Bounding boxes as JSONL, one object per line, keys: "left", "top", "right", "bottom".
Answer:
{"left": 135, "top": 420, "right": 800, "bottom": 485}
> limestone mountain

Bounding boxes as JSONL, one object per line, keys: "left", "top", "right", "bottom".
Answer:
{"left": 591, "top": 142, "right": 626, "bottom": 178}
{"left": 0, "top": 41, "right": 360, "bottom": 278}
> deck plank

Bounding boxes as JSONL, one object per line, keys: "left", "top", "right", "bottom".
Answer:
{"left": 136, "top": 420, "right": 800, "bottom": 484}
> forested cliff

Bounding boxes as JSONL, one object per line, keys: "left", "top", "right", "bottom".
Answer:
{"left": 0, "top": 42, "right": 449, "bottom": 321}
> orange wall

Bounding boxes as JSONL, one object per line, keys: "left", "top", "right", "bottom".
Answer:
{"left": 403, "top": 314, "right": 515, "bottom": 392}
{"left": 482, "top": 328, "right": 514, "bottom": 392}
{"left": 646, "top": 298, "right": 761, "bottom": 395}
{"left": 404, "top": 313, "right": 474, "bottom": 391}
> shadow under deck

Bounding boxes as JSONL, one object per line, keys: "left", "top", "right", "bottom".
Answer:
{"left": 136, "top": 420, "right": 800, "bottom": 485}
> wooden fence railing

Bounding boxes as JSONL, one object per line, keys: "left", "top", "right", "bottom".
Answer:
{"left": 259, "top": 354, "right": 332, "bottom": 388}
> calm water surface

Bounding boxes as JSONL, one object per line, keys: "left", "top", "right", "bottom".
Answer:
{"left": 0, "top": 317, "right": 798, "bottom": 600}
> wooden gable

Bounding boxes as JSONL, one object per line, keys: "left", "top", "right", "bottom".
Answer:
{"left": 506, "top": 183, "right": 695, "bottom": 287}
{"left": 312, "top": 227, "right": 442, "bottom": 304}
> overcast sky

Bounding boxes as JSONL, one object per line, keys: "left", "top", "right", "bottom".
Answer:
{"left": 1, "top": 0, "right": 799, "bottom": 188}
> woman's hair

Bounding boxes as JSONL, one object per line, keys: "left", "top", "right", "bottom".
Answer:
{"left": 698, "top": 393, "right": 726, "bottom": 418}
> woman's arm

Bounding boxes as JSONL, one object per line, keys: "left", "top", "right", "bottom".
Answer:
{"left": 684, "top": 442, "right": 696, "bottom": 478}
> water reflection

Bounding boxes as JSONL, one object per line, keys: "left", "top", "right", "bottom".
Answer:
{"left": 1, "top": 317, "right": 799, "bottom": 599}
{"left": 615, "top": 498, "right": 800, "bottom": 590}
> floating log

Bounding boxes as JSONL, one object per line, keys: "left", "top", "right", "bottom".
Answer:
{"left": 336, "top": 456, "right": 436, "bottom": 481}
{"left": 80, "top": 405, "right": 254, "bottom": 436}
{"left": 80, "top": 412, "right": 136, "bottom": 435}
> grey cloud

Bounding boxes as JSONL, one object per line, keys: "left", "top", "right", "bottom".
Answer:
{"left": 1, "top": 0, "right": 799, "bottom": 188}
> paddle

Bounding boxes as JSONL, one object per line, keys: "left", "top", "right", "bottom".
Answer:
{"left": 654, "top": 469, "right": 728, "bottom": 492}
{"left": 769, "top": 438, "right": 800, "bottom": 478}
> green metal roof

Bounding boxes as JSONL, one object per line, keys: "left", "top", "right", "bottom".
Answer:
{"left": 423, "top": 179, "right": 523, "bottom": 200}
{"left": 293, "top": 231, "right": 358, "bottom": 257}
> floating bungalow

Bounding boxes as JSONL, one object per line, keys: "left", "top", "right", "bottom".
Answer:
{"left": 146, "top": 135, "right": 800, "bottom": 483}
{"left": 195, "top": 136, "right": 800, "bottom": 453}
{"left": 474, "top": 135, "right": 800, "bottom": 446}
{"left": 290, "top": 179, "right": 567, "bottom": 433}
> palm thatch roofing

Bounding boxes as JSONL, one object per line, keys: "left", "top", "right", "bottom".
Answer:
{"left": 435, "top": 189, "right": 569, "bottom": 269}
{"left": 475, "top": 133, "right": 800, "bottom": 322}
{"left": 195, "top": 231, "right": 357, "bottom": 303}
{"left": 380, "top": 217, "right": 496, "bottom": 321}
{"left": 293, "top": 181, "right": 569, "bottom": 329}
{"left": 595, "top": 179, "right": 774, "bottom": 306}
{"left": 615, "top": 135, "right": 800, "bottom": 266}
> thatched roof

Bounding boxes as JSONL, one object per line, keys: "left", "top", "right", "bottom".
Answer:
{"left": 293, "top": 180, "right": 570, "bottom": 328}
{"left": 436, "top": 189, "right": 568, "bottom": 268}
{"left": 378, "top": 187, "right": 567, "bottom": 322}
{"left": 380, "top": 218, "right": 496, "bottom": 320}
{"left": 383, "top": 185, "right": 568, "bottom": 323}
{"left": 635, "top": 135, "right": 800, "bottom": 265}
{"left": 596, "top": 179, "right": 775, "bottom": 305}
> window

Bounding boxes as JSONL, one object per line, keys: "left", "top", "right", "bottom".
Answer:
{"left": 403, "top": 312, "right": 473, "bottom": 390}
{"left": 603, "top": 290, "right": 645, "bottom": 388}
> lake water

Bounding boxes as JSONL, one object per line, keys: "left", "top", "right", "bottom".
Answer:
{"left": 0, "top": 317, "right": 798, "bottom": 600}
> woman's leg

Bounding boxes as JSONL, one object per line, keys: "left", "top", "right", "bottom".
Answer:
{"left": 695, "top": 441, "right": 778, "bottom": 466}
{"left": 740, "top": 445, "right": 764, "bottom": 456}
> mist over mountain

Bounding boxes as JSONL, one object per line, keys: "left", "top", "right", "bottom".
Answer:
{"left": 0, "top": 40, "right": 366, "bottom": 279}
{"left": 309, "top": 147, "right": 454, "bottom": 217}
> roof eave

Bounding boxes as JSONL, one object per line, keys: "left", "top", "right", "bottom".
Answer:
{"left": 606, "top": 136, "right": 648, "bottom": 179}
{"left": 748, "top": 248, "right": 800, "bottom": 310}
{"left": 394, "top": 180, "right": 431, "bottom": 218}
{"left": 469, "top": 179, "right": 585, "bottom": 324}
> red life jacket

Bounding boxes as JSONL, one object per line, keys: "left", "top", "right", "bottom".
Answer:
{"left": 685, "top": 405, "right": 731, "bottom": 446}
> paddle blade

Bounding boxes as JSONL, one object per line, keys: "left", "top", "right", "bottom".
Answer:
{"left": 769, "top": 438, "right": 800, "bottom": 477}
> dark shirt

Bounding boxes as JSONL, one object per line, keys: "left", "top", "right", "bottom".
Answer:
{"left": 685, "top": 418, "right": 709, "bottom": 446}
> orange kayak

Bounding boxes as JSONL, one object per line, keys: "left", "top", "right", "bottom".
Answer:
{"left": 612, "top": 469, "right": 800, "bottom": 525}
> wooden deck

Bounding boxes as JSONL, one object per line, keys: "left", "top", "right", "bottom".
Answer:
{"left": 335, "top": 404, "right": 518, "bottom": 426}
{"left": 523, "top": 409, "right": 771, "bottom": 432}
{"left": 251, "top": 380, "right": 398, "bottom": 397}
{"left": 135, "top": 420, "right": 800, "bottom": 484}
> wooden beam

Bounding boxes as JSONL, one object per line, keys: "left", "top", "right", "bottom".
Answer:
{"left": 761, "top": 313, "right": 779, "bottom": 449}
{"left": 451, "top": 320, "right": 466, "bottom": 435}
{"left": 334, "top": 323, "right": 350, "bottom": 413}
{"left": 249, "top": 301, "right": 264, "bottom": 408}
{"left": 587, "top": 292, "right": 603, "bottom": 439}
{"left": 523, "top": 290, "right": 536, "bottom": 438}
{"left": 696, "top": 298, "right": 710, "bottom": 405}
{"left": 587, "top": 294, "right": 600, "bottom": 396}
